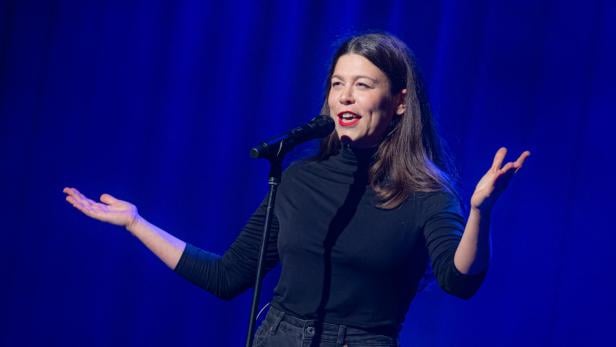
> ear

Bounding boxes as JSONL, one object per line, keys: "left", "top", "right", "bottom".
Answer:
{"left": 394, "top": 89, "right": 408, "bottom": 116}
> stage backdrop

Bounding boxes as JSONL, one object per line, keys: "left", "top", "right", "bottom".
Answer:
{"left": 1, "top": 0, "right": 614, "bottom": 346}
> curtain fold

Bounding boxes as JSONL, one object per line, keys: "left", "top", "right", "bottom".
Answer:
{"left": 1, "top": 0, "right": 613, "bottom": 345}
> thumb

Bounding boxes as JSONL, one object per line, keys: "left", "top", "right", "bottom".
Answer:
{"left": 100, "top": 193, "right": 119, "bottom": 205}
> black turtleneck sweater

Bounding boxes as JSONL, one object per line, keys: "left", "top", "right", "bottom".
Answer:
{"left": 174, "top": 146, "right": 485, "bottom": 333}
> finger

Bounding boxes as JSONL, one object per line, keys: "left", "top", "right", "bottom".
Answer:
{"left": 65, "top": 195, "right": 78, "bottom": 206}
{"left": 75, "top": 190, "right": 99, "bottom": 208}
{"left": 491, "top": 147, "right": 508, "bottom": 170}
{"left": 75, "top": 189, "right": 90, "bottom": 201}
{"left": 67, "top": 194, "right": 92, "bottom": 210}
{"left": 63, "top": 187, "right": 79, "bottom": 198}
{"left": 513, "top": 150, "right": 531, "bottom": 172}
{"left": 67, "top": 190, "right": 97, "bottom": 209}
{"left": 66, "top": 195, "right": 96, "bottom": 215}
{"left": 499, "top": 162, "right": 515, "bottom": 174}
{"left": 65, "top": 187, "right": 88, "bottom": 202}
{"left": 64, "top": 188, "right": 83, "bottom": 203}
{"left": 100, "top": 193, "right": 118, "bottom": 205}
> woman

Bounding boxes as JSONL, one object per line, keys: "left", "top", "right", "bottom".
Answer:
{"left": 64, "top": 33, "right": 530, "bottom": 346}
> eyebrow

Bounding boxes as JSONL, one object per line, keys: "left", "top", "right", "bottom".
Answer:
{"left": 331, "top": 74, "right": 379, "bottom": 83}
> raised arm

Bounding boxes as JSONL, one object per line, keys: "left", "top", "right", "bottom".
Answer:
{"left": 63, "top": 187, "right": 186, "bottom": 269}
{"left": 453, "top": 148, "right": 531, "bottom": 274}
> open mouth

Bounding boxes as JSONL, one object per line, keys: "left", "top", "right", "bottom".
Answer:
{"left": 337, "top": 111, "right": 362, "bottom": 127}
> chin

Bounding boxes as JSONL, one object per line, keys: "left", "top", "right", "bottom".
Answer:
{"left": 339, "top": 135, "right": 353, "bottom": 144}
{"left": 336, "top": 131, "right": 356, "bottom": 142}
{"left": 339, "top": 136, "right": 376, "bottom": 148}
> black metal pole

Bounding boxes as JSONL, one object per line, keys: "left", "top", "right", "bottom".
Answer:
{"left": 244, "top": 117, "right": 332, "bottom": 346}
{"left": 245, "top": 160, "right": 281, "bottom": 347}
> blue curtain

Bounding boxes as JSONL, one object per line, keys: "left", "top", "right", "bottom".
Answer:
{"left": 1, "top": 0, "right": 614, "bottom": 346}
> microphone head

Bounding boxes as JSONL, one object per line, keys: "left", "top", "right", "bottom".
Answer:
{"left": 303, "top": 115, "right": 334, "bottom": 138}
{"left": 249, "top": 143, "right": 267, "bottom": 159}
{"left": 250, "top": 115, "right": 335, "bottom": 160}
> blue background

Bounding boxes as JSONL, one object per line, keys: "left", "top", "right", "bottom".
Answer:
{"left": 1, "top": 0, "right": 614, "bottom": 346}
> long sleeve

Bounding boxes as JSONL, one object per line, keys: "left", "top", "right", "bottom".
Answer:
{"left": 422, "top": 192, "right": 486, "bottom": 299}
{"left": 173, "top": 197, "right": 280, "bottom": 300}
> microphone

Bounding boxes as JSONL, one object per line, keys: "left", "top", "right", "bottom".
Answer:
{"left": 250, "top": 115, "right": 334, "bottom": 160}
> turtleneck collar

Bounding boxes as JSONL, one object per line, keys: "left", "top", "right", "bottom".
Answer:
{"left": 313, "top": 143, "right": 377, "bottom": 185}
{"left": 336, "top": 142, "right": 378, "bottom": 167}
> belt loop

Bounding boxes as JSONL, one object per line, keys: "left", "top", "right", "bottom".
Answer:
{"left": 336, "top": 324, "right": 347, "bottom": 345}
{"left": 270, "top": 310, "right": 285, "bottom": 334}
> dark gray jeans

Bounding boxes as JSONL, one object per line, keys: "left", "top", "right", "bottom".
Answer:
{"left": 253, "top": 306, "right": 400, "bottom": 347}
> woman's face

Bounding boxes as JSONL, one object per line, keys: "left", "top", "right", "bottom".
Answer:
{"left": 327, "top": 53, "right": 406, "bottom": 148}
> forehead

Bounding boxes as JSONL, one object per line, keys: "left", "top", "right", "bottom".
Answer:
{"left": 332, "top": 53, "right": 388, "bottom": 80}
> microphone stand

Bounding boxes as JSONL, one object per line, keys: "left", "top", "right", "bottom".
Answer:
{"left": 244, "top": 153, "right": 282, "bottom": 347}
{"left": 244, "top": 116, "right": 332, "bottom": 346}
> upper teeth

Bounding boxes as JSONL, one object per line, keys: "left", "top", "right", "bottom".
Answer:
{"left": 341, "top": 113, "right": 357, "bottom": 119}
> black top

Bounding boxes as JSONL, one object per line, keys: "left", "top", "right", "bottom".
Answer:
{"left": 175, "top": 145, "right": 486, "bottom": 333}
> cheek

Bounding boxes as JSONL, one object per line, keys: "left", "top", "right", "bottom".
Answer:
{"left": 378, "top": 94, "right": 395, "bottom": 111}
{"left": 368, "top": 115, "right": 390, "bottom": 134}
{"left": 368, "top": 98, "right": 395, "bottom": 129}
{"left": 327, "top": 91, "right": 337, "bottom": 111}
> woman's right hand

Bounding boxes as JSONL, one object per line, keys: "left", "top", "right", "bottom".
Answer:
{"left": 63, "top": 187, "right": 139, "bottom": 229}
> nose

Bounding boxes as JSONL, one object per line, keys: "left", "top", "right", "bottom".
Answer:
{"left": 338, "top": 86, "right": 355, "bottom": 105}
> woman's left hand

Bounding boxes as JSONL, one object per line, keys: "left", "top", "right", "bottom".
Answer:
{"left": 470, "top": 147, "right": 531, "bottom": 212}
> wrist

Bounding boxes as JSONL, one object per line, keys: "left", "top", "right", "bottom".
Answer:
{"left": 126, "top": 214, "right": 142, "bottom": 233}
{"left": 470, "top": 205, "right": 492, "bottom": 217}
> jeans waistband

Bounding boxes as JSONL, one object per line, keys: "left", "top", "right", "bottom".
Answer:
{"left": 266, "top": 305, "right": 398, "bottom": 340}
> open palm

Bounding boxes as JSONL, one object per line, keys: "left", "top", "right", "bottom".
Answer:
{"left": 63, "top": 187, "right": 138, "bottom": 227}
{"left": 471, "top": 147, "right": 531, "bottom": 211}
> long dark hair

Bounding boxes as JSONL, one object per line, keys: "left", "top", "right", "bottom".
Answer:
{"left": 318, "top": 33, "right": 458, "bottom": 209}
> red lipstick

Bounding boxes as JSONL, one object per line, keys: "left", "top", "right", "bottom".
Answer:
{"left": 337, "top": 111, "right": 362, "bottom": 127}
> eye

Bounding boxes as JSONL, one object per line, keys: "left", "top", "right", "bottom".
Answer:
{"left": 356, "top": 82, "right": 372, "bottom": 89}
{"left": 331, "top": 80, "right": 342, "bottom": 87}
